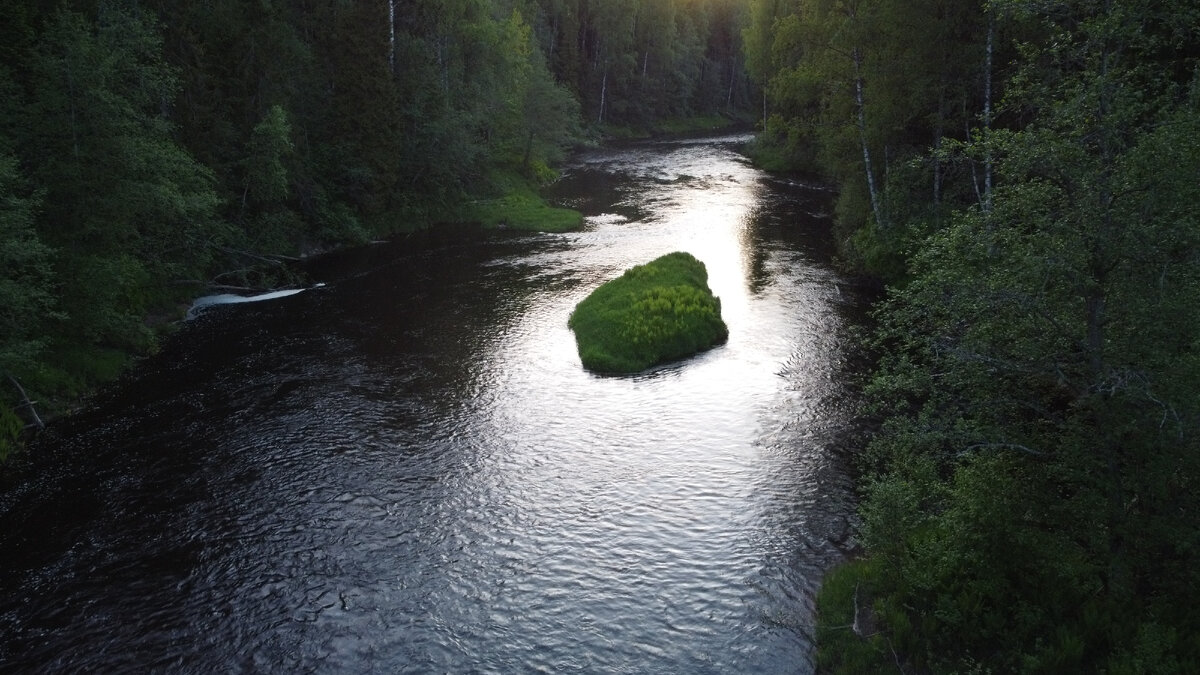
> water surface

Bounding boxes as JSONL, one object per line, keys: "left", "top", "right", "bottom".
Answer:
{"left": 0, "top": 135, "right": 865, "bottom": 673}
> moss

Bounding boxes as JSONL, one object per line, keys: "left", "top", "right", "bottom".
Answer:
{"left": 568, "top": 251, "right": 728, "bottom": 373}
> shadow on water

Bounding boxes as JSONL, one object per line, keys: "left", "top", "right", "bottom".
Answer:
{"left": 0, "top": 135, "right": 871, "bottom": 673}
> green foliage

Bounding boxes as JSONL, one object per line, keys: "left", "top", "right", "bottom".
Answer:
{"left": 568, "top": 252, "right": 728, "bottom": 373}
{"left": 0, "top": 0, "right": 612, "bottom": 434}
{"left": 814, "top": 558, "right": 897, "bottom": 673}
{"left": 32, "top": 344, "right": 130, "bottom": 406}
{"left": 243, "top": 105, "right": 293, "bottom": 210}
{"left": 797, "top": 0, "right": 1200, "bottom": 670}
{"left": 530, "top": 0, "right": 753, "bottom": 128}
{"left": 464, "top": 166, "right": 582, "bottom": 232}
{"left": 26, "top": 7, "right": 220, "bottom": 268}
{"left": 744, "top": 0, "right": 997, "bottom": 244}
{"left": 811, "top": 0, "right": 1200, "bottom": 669}
{"left": 0, "top": 405, "right": 24, "bottom": 465}
{"left": 22, "top": 6, "right": 221, "bottom": 355}
{"left": 844, "top": 221, "right": 907, "bottom": 281}
{"left": 160, "top": 0, "right": 586, "bottom": 244}
{"left": 604, "top": 114, "right": 743, "bottom": 140}
{"left": 0, "top": 149, "right": 54, "bottom": 378}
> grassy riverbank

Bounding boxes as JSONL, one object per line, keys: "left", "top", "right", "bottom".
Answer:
{"left": 569, "top": 252, "right": 727, "bottom": 373}
{"left": 0, "top": 172, "right": 579, "bottom": 466}
{"left": 469, "top": 191, "right": 582, "bottom": 233}
{"left": 462, "top": 165, "right": 583, "bottom": 233}
{"left": 468, "top": 187, "right": 582, "bottom": 233}
{"left": 600, "top": 113, "right": 752, "bottom": 141}
{"left": 813, "top": 559, "right": 900, "bottom": 672}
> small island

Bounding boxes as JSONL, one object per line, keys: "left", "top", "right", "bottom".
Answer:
{"left": 569, "top": 252, "right": 728, "bottom": 373}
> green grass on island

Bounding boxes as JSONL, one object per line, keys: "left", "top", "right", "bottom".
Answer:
{"left": 568, "top": 252, "right": 728, "bottom": 373}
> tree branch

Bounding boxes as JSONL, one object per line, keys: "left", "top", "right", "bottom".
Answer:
{"left": 961, "top": 442, "right": 1045, "bottom": 457}
{"left": 5, "top": 374, "right": 44, "bottom": 432}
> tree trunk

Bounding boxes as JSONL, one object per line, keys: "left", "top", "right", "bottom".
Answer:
{"left": 388, "top": 0, "right": 396, "bottom": 73}
{"left": 1085, "top": 289, "right": 1106, "bottom": 379}
{"left": 6, "top": 375, "right": 44, "bottom": 432}
{"left": 727, "top": 58, "right": 735, "bottom": 110}
{"left": 66, "top": 60, "right": 80, "bottom": 159}
{"left": 853, "top": 47, "right": 885, "bottom": 228}
{"left": 598, "top": 67, "right": 608, "bottom": 124}
{"left": 982, "top": 11, "right": 994, "bottom": 213}
{"left": 522, "top": 130, "right": 534, "bottom": 171}
{"left": 933, "top": 92, "right": 945, "bottom": 208}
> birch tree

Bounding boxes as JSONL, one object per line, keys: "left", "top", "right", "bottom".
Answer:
{"left": 841, "top": 0, "right": 1200, "bottom": 668}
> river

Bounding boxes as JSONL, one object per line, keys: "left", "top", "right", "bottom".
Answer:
{"left": 0, "top": 135, "right": 867, "bottom": 673}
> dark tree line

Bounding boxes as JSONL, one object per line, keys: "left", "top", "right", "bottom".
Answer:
{"left": 529, "top": 0, "right": 753, "bottom": 126}
{"left": 748, "top": 0, "right": 1200, "bottom": 670}
{"left": 0, "top": 0, "right": 753, "bottom": 458}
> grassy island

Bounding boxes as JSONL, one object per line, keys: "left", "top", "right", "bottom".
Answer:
{"left": 569, "top": 252, "right": 728, "bottom": 373}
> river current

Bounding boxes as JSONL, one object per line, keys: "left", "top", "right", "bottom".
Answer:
{"left": 0, "top": 135, "right": 866, "bottom": 673}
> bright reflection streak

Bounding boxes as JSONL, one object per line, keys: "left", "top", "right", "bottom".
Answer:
{"left": 652, "top": 169, "right": 763, "bottom": 329}
{"left": 0, "top": 135, "right": 863, "bottom": 674}
{"left": 451, "top": 135, "right": 857, "bottom": 673}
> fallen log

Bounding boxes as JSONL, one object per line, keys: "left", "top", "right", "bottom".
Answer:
{"left": 5, "top": 374, "right": 44, "bottom": 432}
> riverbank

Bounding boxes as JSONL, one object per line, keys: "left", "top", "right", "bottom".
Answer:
{"left": 0, "top": 134, "right": 860, "bottom": 671}
{"left": 0, "top": 166, "right": 586, "bottom": 466}
{"left": 598, "top": 113, "right": 754, "bottom": 141}
{"left": 6, "top": 120, "right": 765, "bottom": 461}
{"left": 464, "top": 169, "right": 584, "bottom": 233}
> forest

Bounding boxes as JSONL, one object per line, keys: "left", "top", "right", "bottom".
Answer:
{"left": 0, "top": 0, "right": 751, "bottom": 453}
{"left": 2, "top": 0, "right": 1198, "bottom": 670}
{"left": 742, "top": 0, "right": 1199, "bottom": 670}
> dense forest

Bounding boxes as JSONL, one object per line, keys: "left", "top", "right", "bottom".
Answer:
{"left": 744, "top": 0, "right": 1200, "bottom": 670}
{"left": 3, "top": 0, "right": 1198, "bottom": 670}
{"left": 0, "top": 0, "right": 751, "bottom": 456}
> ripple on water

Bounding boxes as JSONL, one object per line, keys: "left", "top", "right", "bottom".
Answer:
{"left": 0, "top": 134, "right": 865, "bottom": 674}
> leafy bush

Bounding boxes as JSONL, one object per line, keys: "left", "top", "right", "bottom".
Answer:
{"left": 568, "top": 252, "right": 728, "bottom": 372}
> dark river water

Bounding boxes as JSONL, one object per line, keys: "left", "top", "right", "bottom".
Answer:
{"left": 0, "top": 135, "right": 867, "bottom": 673}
